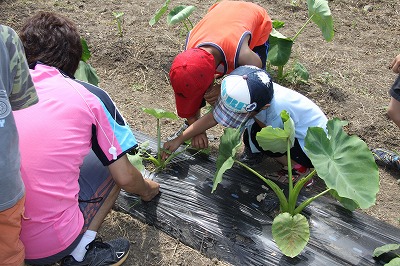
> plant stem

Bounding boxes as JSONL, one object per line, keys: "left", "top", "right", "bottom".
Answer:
{"left": 277, "top": 66, "right": 284, "bottom": 80}
{"left": 182, "top": 20, "right": 189, "bottom": 33}
{"left": 294, "top": 188, "right": 332, "bottom": 215}
{"left": 157, "top": 118, "right": 161, "bottom": 162}
{"left": 187, "top": 18, "right": 193, "bottom": 29}
{"left": 292, "top": 15, "right": 314, "bottom": 42}
{"left": 236, "top": 160, "right": 289, "bottom": 211}
{"left": 286, "top": 141, "right": 296, "bottom": 214}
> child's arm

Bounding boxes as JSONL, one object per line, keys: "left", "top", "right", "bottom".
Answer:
{"left": 237, "top": 35, "right": 263, "bottom": 68}
{"left": 162, "top": 112, "right": 218, "bottom": 159}
{"left": 390, "top": 54, "right": 400, "bottom": 73}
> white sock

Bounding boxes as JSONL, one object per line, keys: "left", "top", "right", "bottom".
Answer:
{"left": 70, "top": 230, "right": 97, "bottom": 262}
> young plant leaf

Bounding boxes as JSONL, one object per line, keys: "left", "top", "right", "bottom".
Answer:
{"left": 304, "top": 118, "right": 379, "bottom": 209}
{"left": 113, "top": 11, "right": 124, "bottom": 19}
{"left": 272, "top": 212, "right": 310, "bottom": 258}
{"left": 167, "top": 5, "right": 196, "bottom": 26}
{"left": 386, "top": 258, "right": 400, "bottom": 265}
{"left": 307, "top": 0, "right": 334, "bottom": 41}
{"left": 74, "top": 61, "right": 99, "bottom": 86}
{"left": 293, "top": 62, "right": 309, "bottom": 81}
{"left": 127, "top": 153, "right": 145, "bottom": 172}
{"left": 267, "top": 29, "right": 294, "bottom": 67}
{"left": 80, "top": 38, "right": 91, "bottom": 62}
{"left": 212, "top": 127, "right": 242, "bottom": 192}
{"left": 373, "top": 244, "right": 400, "bottom": 257}
{"left": 141, "top": 107, "right": 178, "bottom": 120}
{"left": 256, "top": 110, "right": 295, "bottom": 153}
{"left": 149, "top": 0, "right": 171, "bottom": 26}
{"left": 272, "top": 20, "right": 285, "bottom": 30}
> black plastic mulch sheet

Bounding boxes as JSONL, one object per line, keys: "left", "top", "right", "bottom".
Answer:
{"left": 116, "top": 131, "right": 400, "bottom": 266}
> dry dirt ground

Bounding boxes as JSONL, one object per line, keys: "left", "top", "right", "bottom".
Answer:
{"left": 1, "top": 0, "right": 400, "bottom": 265}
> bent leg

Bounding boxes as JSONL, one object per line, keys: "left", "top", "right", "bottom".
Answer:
{"left": 0, "top": 196, "right": 25, "bottom": 266}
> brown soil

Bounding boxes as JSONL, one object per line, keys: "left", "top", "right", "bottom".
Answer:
{"left": 1, "top": 0, "right": 400, "bottom": 265}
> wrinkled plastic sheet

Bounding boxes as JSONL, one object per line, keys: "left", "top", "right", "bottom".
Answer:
{"left": 116, "top": 131, "right": 400, "bottom": 266}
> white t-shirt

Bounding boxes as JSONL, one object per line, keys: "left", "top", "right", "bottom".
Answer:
{"left": 250, "top": 82, "right": 328, "bottom": 153}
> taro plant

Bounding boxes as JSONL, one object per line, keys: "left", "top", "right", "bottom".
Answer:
{"left": 131, "top": 107, "right": 188, "bottom": 172}
{"left": 149, "top": 0, "right": 196, "bottom": 36}
{"left": 112, "top": 11, "right": 125, "bottom": 38}
{"left": 373, "top": 244, "right": 400, "bottom": 265}
{"left": 268, "top": 0, "right": 334, "bottom": 81}
{"left": 74, "top": 38, "right": 99, "bottom": 86}
{"left": 213, "top": 110, "right": 379, "bottom": 257}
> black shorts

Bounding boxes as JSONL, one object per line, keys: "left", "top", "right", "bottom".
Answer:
{"left": 390, "top": 74, "right": 400, "bottom": 101}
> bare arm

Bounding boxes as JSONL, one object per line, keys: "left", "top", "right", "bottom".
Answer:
{"left": 387, "top": 97, "right": 400, "bottom": 129}
{"left": 204, "top": 83, "right": 221, "bottom": 106}
{"left": 108, "top": 155, "right": 160, "bottom": 201}
{"left": 237, "top": 35, "right": 263, "bottom": 68}
{"left": 163, "top": 112, "right": 218, "bottom": 159}
{"left": 390, "top": 54, "right": 400, "bottom": 73}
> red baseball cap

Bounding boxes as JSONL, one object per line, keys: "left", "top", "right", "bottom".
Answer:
{"left": 169, "top": 48, "right": 215, "bottom": 118}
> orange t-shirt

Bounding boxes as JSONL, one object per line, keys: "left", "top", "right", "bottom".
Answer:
{"left": 185, "top": 0, "right": 272, "bottom": 76}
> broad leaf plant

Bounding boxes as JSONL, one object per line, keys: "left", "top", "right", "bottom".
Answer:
{"left": 268, "top": 0, "right": 334, "bottom": 81}
{"left": 214, "top": 110, "right": 379, "bottom": 257}
{"left": 128, "top": 108, "right": 189, "bottom": 172}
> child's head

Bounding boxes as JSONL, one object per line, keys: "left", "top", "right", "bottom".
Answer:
{"left": 19, "top": 11, "right": 82, "bottom": 77}
{"left": 169, "top": 48, "right": 215, "bottom": 118}
{"left": 213, "top": 65, "right": 274, "bottom": 128}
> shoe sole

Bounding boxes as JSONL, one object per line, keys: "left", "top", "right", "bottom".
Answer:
{"left": 111, "top": 250, "right": 129, "bottom": 266}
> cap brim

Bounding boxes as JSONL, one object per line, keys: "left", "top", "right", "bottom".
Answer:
{"left": 213, "top": 97, "right": 251, "bottom": 128}
{"left": 175, "top": 92, "right": 204, "bottom": 118}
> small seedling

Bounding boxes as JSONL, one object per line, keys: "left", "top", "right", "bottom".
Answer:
{"left": 149, "top": 0, "right": 196, "bottom": 36}
{"left": 112, "top": 11, "right": 125, "bottom": 38}
{"left": 268, "top": 0, "right": 333, "bottom": 81}
{"left": 133, "top": 108, "right": 188, "bottom": 172}
{"left": 214, "top": 111, "right": 379, "bottom": 257}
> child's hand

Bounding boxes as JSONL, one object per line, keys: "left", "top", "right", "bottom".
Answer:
{"left": 191, "top": 132, "right": 209, "bottom": 149}
{"left": 140, "top": 179, "right": 160, "bottom": 202}
{"left": 390, "top": 54, "right": 400, "bottom": 73}
{"left": 162, "top": 138, "right": 182, "bottom": 160}
{"left": 204, "top": 84, "right": 220, "bottom": 106}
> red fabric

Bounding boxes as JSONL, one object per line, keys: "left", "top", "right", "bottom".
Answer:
{"left": 169, "top": 48, "right": 215, "bottom": 118}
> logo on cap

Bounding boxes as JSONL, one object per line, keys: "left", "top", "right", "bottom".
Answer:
{"left": 221, "top": 83, "right": 248, "bottom": 113}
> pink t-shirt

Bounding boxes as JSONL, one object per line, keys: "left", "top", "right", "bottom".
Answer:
{"left": 14, "top": 64, "right": 136, "bottom": 259}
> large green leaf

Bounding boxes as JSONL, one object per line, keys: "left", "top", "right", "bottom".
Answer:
{"left": 272, "top": 212, "right": 310, "bottom": 258}
{"left": 149, "top": 0, "right": 171, "bottom": 26}
{"left": 386, "top": 258, "right": 400, "bottom": 266}
{"left": 212, "top": 128, "right": 242, "bottom": 192}
{"left": 141, "top": 107, "right": 178, "bottom": 120}
{"left": 167, "top": 5, "right": 196, "bottom": 26}
{"left": 373, "top": 244, "right": 400, "bottom": 257}
{"left": 256, "top": 110, "right": 295, "bottom": 153}
{"left": 74, "top": 61, "right": 99, "bottom": 86}
{"left": 329, "top": 189, "right": 359, "bottom": 211}
{"left": 307, "top": 0, "right": 334, "bottom": 41}
{"left": 304, "top": 118, "right": 379, "bottom": 209}
{"left": 267, "top": 29, "right": 293, "bottom": 67}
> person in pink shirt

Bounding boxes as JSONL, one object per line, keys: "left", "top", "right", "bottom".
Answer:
{"left": 14, "top": 11, "right": 160, "bottom": 266}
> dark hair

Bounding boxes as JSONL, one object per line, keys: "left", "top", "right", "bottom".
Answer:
{"left": 19, "top": 11, "right": 82, "bottom": 76}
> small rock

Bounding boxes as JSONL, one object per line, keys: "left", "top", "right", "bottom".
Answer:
{"left": 363, "top": 5, "right": 373, "bottom": 12}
